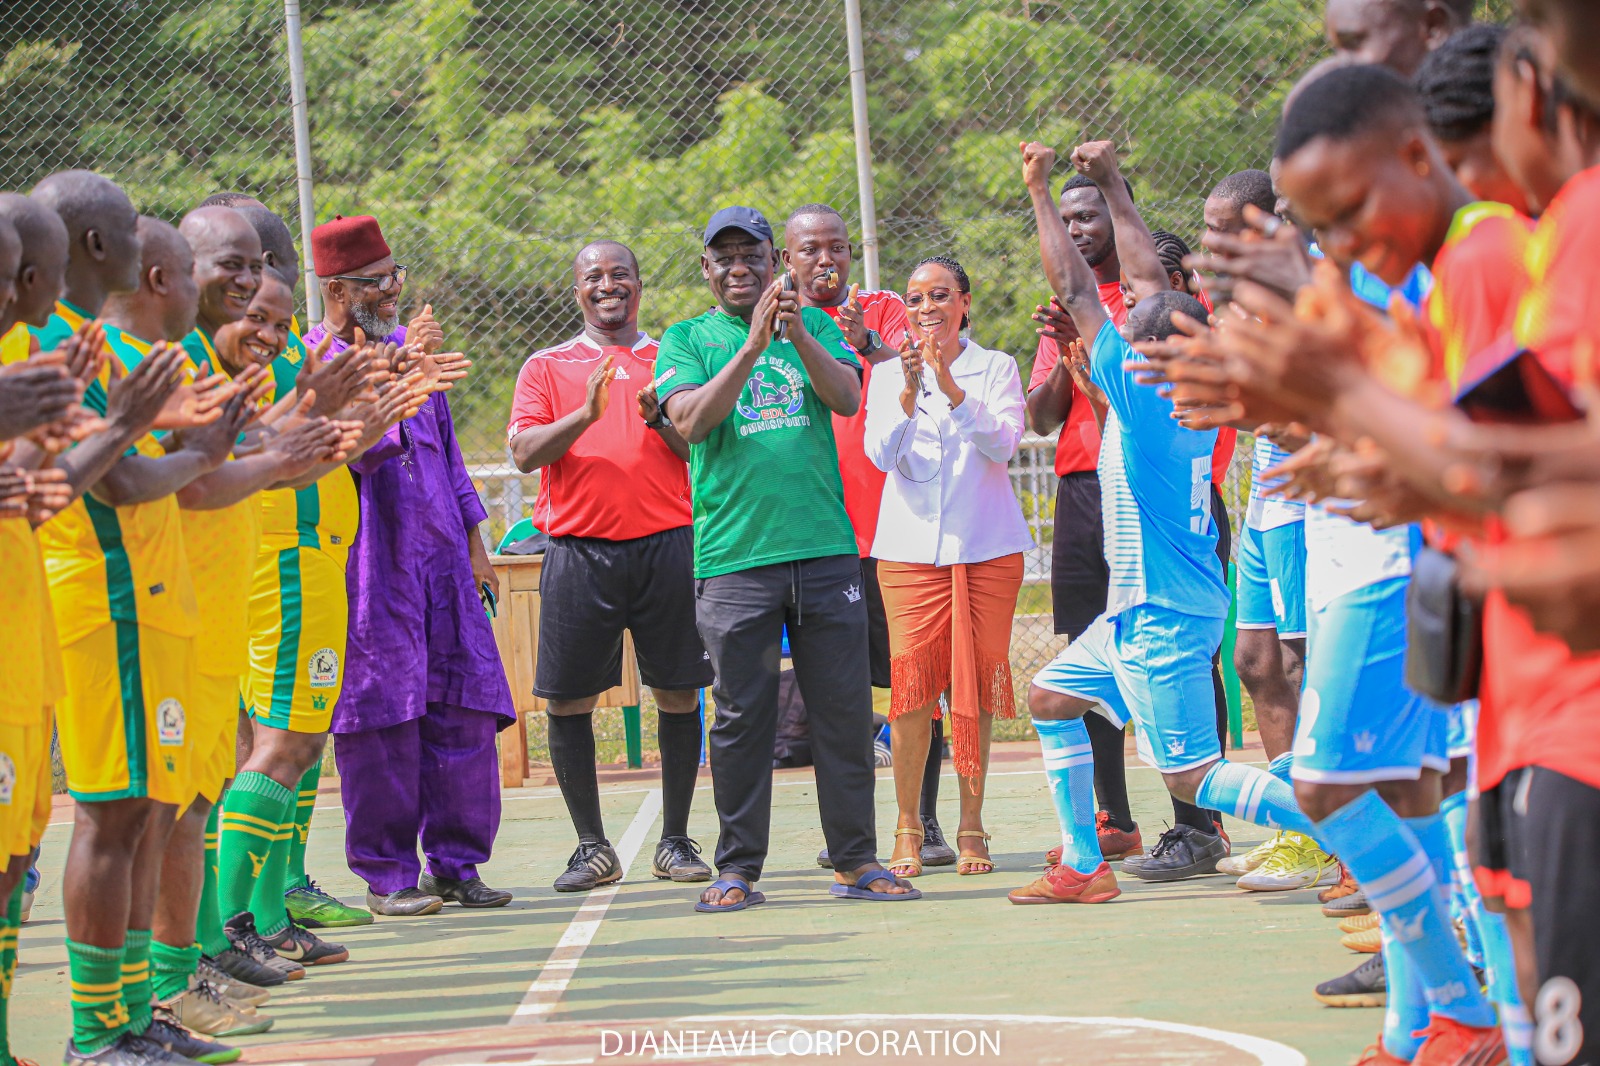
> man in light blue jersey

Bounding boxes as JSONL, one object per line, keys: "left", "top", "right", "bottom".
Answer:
{"left": 1199, "top": 169, "right": 1333, "bottom": 892}
{"left": 1009, "top": 141, "right": 1323, "bottom": 906}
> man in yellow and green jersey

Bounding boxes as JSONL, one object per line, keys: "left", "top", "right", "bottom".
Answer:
{"left": 204, "top": 211, "right": 375, "bottom": 993}
{"left": 148, "top": 205, "right": 350, "bottom": 1038}
{"left": 30, "top": 177, "right": 243, "bottom": 1066}
{"left": 0, "top": 201, "right": 75, "bottom": 1066}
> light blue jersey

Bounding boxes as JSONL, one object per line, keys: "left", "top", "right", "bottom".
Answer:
{"left": 1089, "top": 324, "right": 1229, "bottom": 620}
{"left": 1246, "top": 435, "right": 1304, "bottom": 532}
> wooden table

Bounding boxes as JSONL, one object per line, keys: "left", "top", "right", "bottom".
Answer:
{"left": 489, "top": 553, "right": 643, "bottom": 787}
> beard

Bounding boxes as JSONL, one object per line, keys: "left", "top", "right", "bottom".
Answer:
{"left": 1082, "top": 239, "right": 1113, "bottom": 269}
{"left": 353, "top": 302, "right": 399, "bottom": 340}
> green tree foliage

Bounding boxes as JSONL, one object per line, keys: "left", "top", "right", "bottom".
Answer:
{"left": 0, "top": 0, "right": 1513, "bottom": 481}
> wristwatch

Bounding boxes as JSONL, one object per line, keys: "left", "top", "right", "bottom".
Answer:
{"left": 646, "top": 412, "right": 673, "bottom": 431}
{"left": 861, "top": 329, "right": 883, "bottom": 358}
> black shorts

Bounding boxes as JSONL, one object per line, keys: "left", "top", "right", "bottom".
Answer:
{"left": 862, "top": 556, "right": 891, "bottom": 689}
{"left": 1210, "top": 483, "right": 1232, "bottom": 568}
{"left": 1476, "top": 766, "right": 1600, "bottom": 1066}
{"left": 1051, "top": 471, "right": 1108, "bottom": 639}
{"left": 534, "top": 526, "right": 715, "bottom": 700}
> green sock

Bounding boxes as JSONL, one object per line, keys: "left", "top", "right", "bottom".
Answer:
{"left": 66, "top": 939, "right": 125, "bottom": 1053}
{"left": 218, "top": 771, "right": 294, "bottom": 924}
{"left": 120, "top": 929, "right": 152, "bottom": 1038}
{"left": 196, "top": 802, "right": 230, "bottom": 956}
{"left": 248, "top": 809, "right": 296, "bottom": 938}
{"left": 149, "top": 940, "right": 199, "bottom": 1002}
{"left": 286, "top": 761, "right": 321, "bottom": 890}
{"left": 1, "top": 879, "right": 22, "bottom": 1066}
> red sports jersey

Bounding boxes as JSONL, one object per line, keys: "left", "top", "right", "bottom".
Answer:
{"left": 1029, "top": 282, "right": 1235, "bottom": 485}
{"left": 1470, "top": 171, "right": 1600, "bottom": 793}
{"left": 822, "top": 289, "right": 911, "bottom": 556}
{"left": 507, "top": 333, "right": 692, "bottom": 541}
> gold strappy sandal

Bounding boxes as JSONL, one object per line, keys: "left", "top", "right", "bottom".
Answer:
{"left": 957, "top": 830, "right": 994, "bottom": 875}
{"left": 888, "top": 826, "right": 924, "bottom": 877}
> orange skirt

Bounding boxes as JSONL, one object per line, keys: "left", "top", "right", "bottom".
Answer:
{"left": 878, "top": 554, "right": 1025, "bottom": 781}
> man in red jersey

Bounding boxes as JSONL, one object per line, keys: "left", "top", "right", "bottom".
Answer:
{"left": 508, "top": 239, "right": 714, "bottom": 894}
{"left": 778, "top": 204, "right": 960, "bottom": 869}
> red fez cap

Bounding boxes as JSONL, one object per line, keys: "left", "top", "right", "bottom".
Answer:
{"left": 311, "top": 214, "right": 391, "bottom": 278}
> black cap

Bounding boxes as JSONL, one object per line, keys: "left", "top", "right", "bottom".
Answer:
{"left": 702, "top": 206, "right": 773, "bottom": 247}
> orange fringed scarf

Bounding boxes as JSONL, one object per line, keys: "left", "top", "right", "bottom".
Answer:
{"left": 878, "top": 554, "right": 1025, "bottom": 787}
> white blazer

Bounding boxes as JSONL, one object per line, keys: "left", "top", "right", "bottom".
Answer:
{"left": 864, "top": 338, "right": 1034, "bottom": 566}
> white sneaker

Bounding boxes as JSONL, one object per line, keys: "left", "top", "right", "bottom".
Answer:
{"left": 1236, "top": 832, "right": 1340, "bottom": 892}
{"left": 19, "top": 888, "right": 33, "bottom": 923}
{"left": 1217, "top": 832, "right": 1282, "bottom": 877}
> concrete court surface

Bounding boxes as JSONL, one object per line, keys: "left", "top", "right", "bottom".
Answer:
{"left": 15, "top": 742, "right": 1377, "bottom": 1065}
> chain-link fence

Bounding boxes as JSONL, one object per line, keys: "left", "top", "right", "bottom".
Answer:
{"left": 5, "top": 0, "right": 1458, "bottom": 745}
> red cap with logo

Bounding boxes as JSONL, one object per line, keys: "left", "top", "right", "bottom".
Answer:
{"left": 311, "top": 214, "right": 391, "bottom": 278}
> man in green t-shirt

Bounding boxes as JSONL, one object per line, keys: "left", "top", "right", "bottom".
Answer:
{"left": 656, "top": 206, "right": 917, "bottom": 910}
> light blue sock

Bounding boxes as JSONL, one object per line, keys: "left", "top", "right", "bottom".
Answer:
{"left": 1035, "top": 718, "right": 1101, "bottom": 875}
{"left": 1194, "top": 759, "right": 1316, "bottom": 836}
{"left": 1438, "top": 791, "right": 1486, "bottom": 967}
{"left": 1480, "top": 908, "right": 1533, "bottom": 1065}
{"left": 1266, "top": 751, "right": 1294, "bottom": 786}
{"left": 1316, "top": 791, "right": 1496, "bottom": 1029}
{"left": 1382, "top": 913, "right": 1430, "bottom": 1060}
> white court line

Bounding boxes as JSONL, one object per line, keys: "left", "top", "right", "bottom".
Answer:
{"left": 312, "top": 761, "right": 1272, "bottom": 812}
{"left": 507, "top": 788, "right": 662, "bottom": 1026}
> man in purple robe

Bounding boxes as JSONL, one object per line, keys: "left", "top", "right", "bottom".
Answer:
{"left": 305, "top": 213, "right": 515, "bottom": 915}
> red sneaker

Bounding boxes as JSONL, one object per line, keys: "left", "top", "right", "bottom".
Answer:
{"left": 1008, "top": 860, "right": 1121, "bottom": 904}
{"left": 1046, "top": 843, "right": 1061, "bottom": 866}
{"left": 1353, "top": 1037, "right": 1410, "bottom": 1065}
{"left": 1412, "top": 1015, "right": 1507, "bottom": 1066}
{"left": 1320, "top": 863, "right": 1362, "bottom": 906}
{"left": 1097, "top": 811, "right": 1144, "bottom": 860}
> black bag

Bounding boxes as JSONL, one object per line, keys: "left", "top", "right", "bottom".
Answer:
{"left": 1404, "top": 546, "right": 1483, "bottom": 703}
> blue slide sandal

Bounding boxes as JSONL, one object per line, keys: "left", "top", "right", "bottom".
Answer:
{"left": 694, "top": 877, "right": 766, "bottom": 913}
{"left": 829, "top": 868, "right": 923, "bottom": 901}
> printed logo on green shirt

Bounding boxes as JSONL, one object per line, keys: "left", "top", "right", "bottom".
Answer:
{"left": 735, "top": 354, "right": 810, "bottom": 435}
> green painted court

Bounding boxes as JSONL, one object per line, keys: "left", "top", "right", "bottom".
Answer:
{"left": 15, "top": 741, "right": 1376, "bottom": 1064}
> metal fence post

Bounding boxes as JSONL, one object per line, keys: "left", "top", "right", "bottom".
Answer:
{"left": 283, "top": 0, "right": 321, "bottom": 323}
{"left": 842, "top": 0, "right": 880, "bottom": 290}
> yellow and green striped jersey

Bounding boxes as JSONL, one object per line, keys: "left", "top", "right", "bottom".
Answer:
{"left": 255, "top": 324, "right": 358, "bottom": 568}
{"left": 36, "top": 322, "right": 198, "bottom": 645}
{"left": 177, "top": 327, "right": 261, "bottom": 674}
{"left": 0, "top": 328, "right": 64, "bottom": 720}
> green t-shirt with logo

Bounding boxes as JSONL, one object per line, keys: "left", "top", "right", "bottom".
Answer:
{"left": 655, "top": 306, "right": 861, "bottom": 578}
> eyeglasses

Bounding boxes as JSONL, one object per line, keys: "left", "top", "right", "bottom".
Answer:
{"left": 334, "top": 264, "right": 407, "bottom": 292}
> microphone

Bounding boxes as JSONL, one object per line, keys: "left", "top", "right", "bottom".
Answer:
{"left": 775, "top": 271, "right": 796, "bottom": 342}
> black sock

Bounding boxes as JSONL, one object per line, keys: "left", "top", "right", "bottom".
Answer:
{"left": 547, "top": 712, "right": 606, "bottom": 844}
{"left": 1208, "top": 660, "right": 1228, "bottom": 831}
{"left": 920, "top": 717, "right": 943, "bottom": 820}
{"left": 1084, "top": 712, "right": 1135, "bottom": 831}
{"left": 656, "top": 708, "right": 703, "bottom": 839}
{"left": 1170, "top": 798, "right": 1218, "bottom": 834}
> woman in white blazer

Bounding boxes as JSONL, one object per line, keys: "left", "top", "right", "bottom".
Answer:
{"left": 864, "top": 254, "right": 1032, "bottom": 879}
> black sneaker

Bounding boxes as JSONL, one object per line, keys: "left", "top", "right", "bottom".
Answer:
{"left": 651, "top": 836, "right": 713, "bottom": 882}
{"left": 140, "top": 1017, "right": 241, "bottom": 1064}
{"left": 220, "top": 913, "right": 303, "bottom": 983}
{"left": 1130, "top": 825, "right": 1228, "bottom": 882}
{"left": 196, "top": 955, "right": 271, "bottom": 1008}
{"left": 554, "top": 841, "right": 623, "bottom": 892}
{"left": 921, "top": 816, "right": 957, "bottom": 867}
{"left": 261, "top": 919, "right": 349, "bottom": 965}
{"left": 64, "top": 1032, "right": 198, "bottom": 1066}
{"left": 417, "top": 873, "right": 513, "bottom": 908}
{"left": 1314, "top": 952, "right": 1387, "bottom": 1008}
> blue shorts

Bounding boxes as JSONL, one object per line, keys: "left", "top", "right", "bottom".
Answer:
{"left": 1445, "top": 700, "right": 1477, "bottom": 762}
{"left": 1032, "top": 604, "right": 1225, "bottom": 773}
{"left": 1291, "top": 576, "right": 1450, "bottom": 784}
{"left": 1236, "top": 522, "right": 1307, "bottom": 637}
